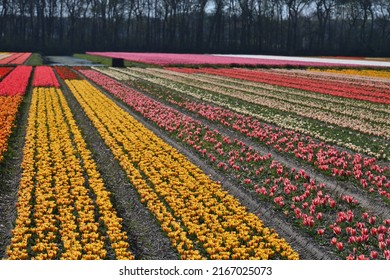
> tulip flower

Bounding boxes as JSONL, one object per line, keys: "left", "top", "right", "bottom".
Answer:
{"left": 336, "top": 242, "right": 343, "bottom": 250}
{"left": 357, "top": 255, "right": 368, "bottom": 260}
{"left": 370, "top": 251, "right": 378, "bottom": 259}
{"left": 333, "top": 226, "right": 341, "bottom": 235}
{"left": 317, "top": 229, "right": 324, "bottom": 235}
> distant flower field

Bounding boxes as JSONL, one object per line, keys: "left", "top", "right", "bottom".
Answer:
{"left": 0, "top": 53, "right": 31, "bottom": 65}
{"left": 0, "top": 55, "right": 389, "bottom": 260}
{"left": 86, "top": 52, "right": 390, "bottom": 68}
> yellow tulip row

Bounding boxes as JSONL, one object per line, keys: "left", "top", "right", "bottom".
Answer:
{"left": 7, "top": 87, "right": 134, "bottom": 260}
{"left": 65, "top": 79, "right": 299, "bottom": 260}
{"left": 310, "top": 68, "right": 390, "bottom": 79}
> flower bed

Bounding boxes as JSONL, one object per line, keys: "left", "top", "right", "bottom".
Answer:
{"left": 79, "top": 68, "right": 390, "bottom": 260}
{"left": 167, "top": 67, "right": 390, "bottom": 105}
{"left": 86, "top": 52, "right": 353, "bottom": 67}
{"left": 7, "top": 86, "right": 134, "bottom": 260}
{"left": 65, "top": 77, "right": 299, "bottom": 260}
{"left": 0, "top": 95, "right": 23, "bottom": 162}
{"left": 0, "top": 67, "right": 13, "bottom": 79}
{"left": 33, "top": 66, "right": 60, "bottom": 87}
{"left": 99, "top": 67, "right": 390, "bottom": 202}
{"left": 0, "top": 66, "right": 32, "bottom": 96}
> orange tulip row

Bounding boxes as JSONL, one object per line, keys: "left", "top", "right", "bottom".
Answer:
{"left": 0, "top": 95, "right": 23, "bottom": 162}
{"left": 65, "top": 79, "right": 299, "bottom": 260}
{"left": 7, "top": 87, "right": 134, "bottom": 260}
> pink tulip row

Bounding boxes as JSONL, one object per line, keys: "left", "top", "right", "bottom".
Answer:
{"left": 86, "top": 52, "right": 354, "bottom": 67}
{"left": 33, "top": 66, "right": 60, "bottom": 87}
{"left": 0, "top": 66, "right": 33, "bottom": 96}
{"left": 119, "top": 77, "right": 390, "bottom": 201}
{"left": 0, "top": 53, "right": 32, "bottom": 65}
{"left": 167, "top": 67, "right": 390, "bottom": 105}
{"left": 79, "top": 68, "right": 390, "bottom": 259}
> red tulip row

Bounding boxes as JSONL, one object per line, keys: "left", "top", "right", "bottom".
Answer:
{"left": 54, "top": 66, "right": 83, "bottom": 80}
{"left": 33, "top": 66, "right": 60, "bottom": 87}
{"left": 79, "top": 68, "right": 390, "bottom": 259}
{"left": 271, "top": 69, "right": 390, "bottom": 92}
{"left": 113, "top": 75, "right": 390, "bottom": 202}
{"left": 0, "top": 67, "right": 13, "bottom": 79}
{"left": 0, "top": 66, "right": 32, "bottom": 96}
{"left": 167, "top": 68, "right": 390, "bottom": 105}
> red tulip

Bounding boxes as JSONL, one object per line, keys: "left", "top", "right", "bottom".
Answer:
{"left": 333, "top": 226, "right": 341, "bottom": 235}
{"left": 378, "top": 225, "right": 387, "bottom": 233}
{"left": 370, "top": 251, "right": 378, "bottom": 259}
{"left": 336, "top": 242, "right": 343, "bottom": 250}
{"left": 357, "top": 254, "right": 368, "bottom": 260}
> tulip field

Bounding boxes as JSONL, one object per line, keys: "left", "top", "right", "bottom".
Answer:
{"left": 0, "top": 57, "right": 389, "bottom": 260}
{"left": 0, "top": 52, "right": 31, "bottom": 65}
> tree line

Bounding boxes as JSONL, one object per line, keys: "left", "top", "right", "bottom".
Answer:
{"left": 0, "top": 0, "right": 389, "bottom": 56}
